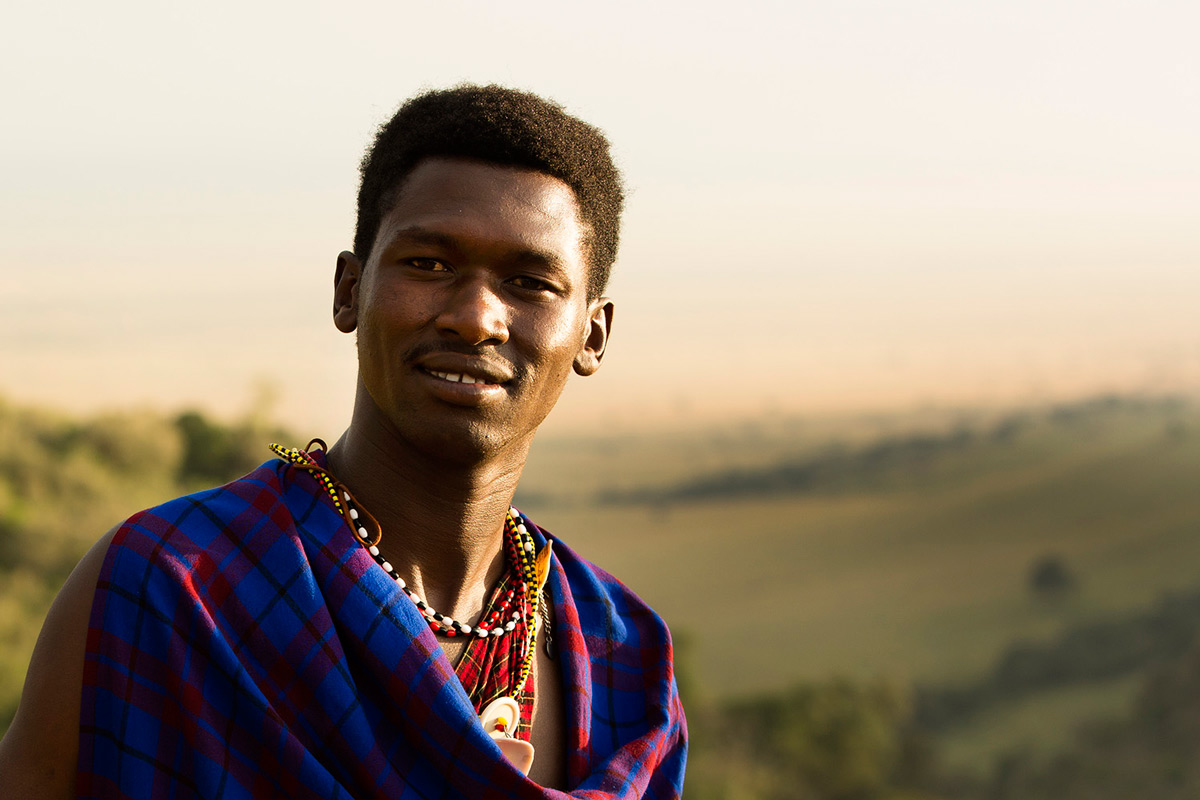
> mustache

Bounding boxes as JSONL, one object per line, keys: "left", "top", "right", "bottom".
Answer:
{"left": 405, "top": 341, "right": 524, "bottom": 381}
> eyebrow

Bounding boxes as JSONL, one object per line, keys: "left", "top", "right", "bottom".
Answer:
{"left": 385, "top": 227, "right": 461, "bottom": 253}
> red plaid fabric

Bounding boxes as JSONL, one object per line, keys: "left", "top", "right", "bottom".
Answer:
{"left": 454, "top": 568, "right": 537, "bottom": 738}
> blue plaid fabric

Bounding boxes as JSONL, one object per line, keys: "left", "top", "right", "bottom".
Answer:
{"left": 78, "top": 458, "right": 687, "bottom": 798}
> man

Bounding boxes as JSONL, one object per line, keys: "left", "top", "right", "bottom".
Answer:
{"left": 0, "top": 85, "right": 687, "bottom": 798}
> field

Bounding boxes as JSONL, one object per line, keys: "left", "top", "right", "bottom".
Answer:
{"left": 1, "top": 393, "right": 1198, "bottom": 788}
{"left": 514, "top": 396, "right": 1200, "bottom": 773}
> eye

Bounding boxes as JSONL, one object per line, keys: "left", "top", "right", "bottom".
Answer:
{"left": 509, "top": 275, "right": 556, "bottom": 293}
{"left": 405, "top": 257, "right": 449, "bottom": 272}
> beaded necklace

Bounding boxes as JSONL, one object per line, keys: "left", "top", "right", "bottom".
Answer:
{"left": 269, "top": 441, "right": 547, "bottom": 732}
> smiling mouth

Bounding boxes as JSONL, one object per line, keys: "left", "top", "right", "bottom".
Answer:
{"left": 425, "top": 369, "right": 502, "bottom": 386}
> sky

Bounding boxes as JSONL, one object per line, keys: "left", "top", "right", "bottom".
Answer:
{"left": 1, "top": 0, "right": 1197, "bottom": 434}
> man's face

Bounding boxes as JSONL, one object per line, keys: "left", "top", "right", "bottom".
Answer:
{"left": 334, "top": 157, "right": 612, "bottom": 462}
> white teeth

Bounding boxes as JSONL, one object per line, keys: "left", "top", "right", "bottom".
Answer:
{"left": 429, "top": 369, "right": 488, "bottom": 385}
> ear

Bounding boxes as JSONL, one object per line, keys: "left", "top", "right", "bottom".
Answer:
{"left": 333, "top": 251, "right": 362, "bottom": 333}
{"left": 574, "top": 298, "right": 614, "bottom": 376}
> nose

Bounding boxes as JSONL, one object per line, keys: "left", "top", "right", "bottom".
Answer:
{"left": 436, "top": 277, "right": 510, "bottom": 346}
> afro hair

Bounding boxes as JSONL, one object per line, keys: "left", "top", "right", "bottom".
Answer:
{"left": 354, "top": 84, "right": 625, "bottom": 299}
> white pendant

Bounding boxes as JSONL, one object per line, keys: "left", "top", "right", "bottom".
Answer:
{"left": 479, "top": 696, "right": 535, "bottom": 775}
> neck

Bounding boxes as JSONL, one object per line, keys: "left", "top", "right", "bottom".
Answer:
{"left": 324, "top": 401, "right": 534, "bottom": 625}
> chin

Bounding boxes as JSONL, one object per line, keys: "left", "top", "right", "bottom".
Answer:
{"left": 403, "top": 416, "right": 533, "bottom": 467}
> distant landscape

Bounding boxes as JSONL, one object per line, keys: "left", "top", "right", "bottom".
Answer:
{"left": 2, "top": 393, "right": 1198, "bottom": 798}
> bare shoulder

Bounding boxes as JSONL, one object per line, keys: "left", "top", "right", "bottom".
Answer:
{"left": 0, "top": 525, "right": 118, "bottom": 800}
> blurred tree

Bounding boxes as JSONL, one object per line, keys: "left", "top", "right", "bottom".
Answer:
{"left": 983, "top": 643, "right": 1200, "bottom": 799}
{"left": 686, "top": 677, "right": 944, "bottom": 800}
{"left": 174, "top": 410, "right": 267, "bottom": 486}
{"left": 74, "top": 412, "right": 183, "bottom": 476}
{"left": 1029, "top": 555, "right": 1075, "bottom": 603}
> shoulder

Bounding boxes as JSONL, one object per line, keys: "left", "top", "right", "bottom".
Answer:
{"left": 90, "top": 459, "right": 318, "bottom": 656}
{"left": 101, "top": 460, "right": 297, "bottom": 575}
{"left": 115, "top": 460, "right": 291, "bottom": 546}
{"left": 0, "top": 460, "right": 295, "bottom": 797}
{"left": 0, "top": 525, "right": 117, "bottom": 799}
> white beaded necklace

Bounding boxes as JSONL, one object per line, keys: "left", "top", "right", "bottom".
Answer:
{"left": 346, "top": 489, "right": 535, "bottom": 640}
{"left": 269, "top": 442, "right": 537, "bottom": 641}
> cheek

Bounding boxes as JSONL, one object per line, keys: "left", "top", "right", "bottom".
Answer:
{"left": 353, "top": 300, "right": 407, "bottom": 381}
{"left": 357, "top": 283, "right": 425, "bottom": 348}
{"left": 528, "top": 314, "right": 587, "bottom": 370}
{"left": 354, "top": 305, "right": 383, "bottom": 362}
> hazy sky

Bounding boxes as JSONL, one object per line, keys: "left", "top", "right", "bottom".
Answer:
{"left": 2, "top": 0, "right": 1197, "bottom": 433}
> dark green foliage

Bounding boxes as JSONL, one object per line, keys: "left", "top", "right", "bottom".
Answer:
{"left": 598, "top": 426, "right": 979, "bottom": 505}
{"left": 0, "top": 515, "right": 20, "bottom": 572}
{"left": 598, "top": 395, "right": 1185, "bottom": 506}
{"left": 914, "top": 590, "right": 1200, "bottom": 731}
{"left": 1028, "top": 555, "right": 1074, "bottom": 601}
{"left": 982, "top": 643, "right": 1200, "bottom": 800}
{"left": 727, "top": 681, "right": 907, "bottom": 798}
{"left": 0, "top": 398, "right": 293, "bottom": 729}
{"left": 686, "top": 676, "right": 945, "bottom": 800}
{"left": 174, "top": 410, "right": 287, "bottom": 487}
{"left": 681, "top": 614, "right": 1200, "bottom": 799}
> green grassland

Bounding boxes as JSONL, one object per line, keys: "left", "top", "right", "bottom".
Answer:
{"left": 933, "top": 673, "right": 1143, "bottom": 774}
{"left": 1, "top": 393, "right": 1197, "bottom": 790}
{"left": 519, "top": 396, "right": 1200, "bottom": 695}
{"left": 515, "top": 396, "right": 1200, "bottom": 779}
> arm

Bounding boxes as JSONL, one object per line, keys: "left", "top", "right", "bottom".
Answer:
{"left": 0, "top": 527, "right": 117, "bottom": 799}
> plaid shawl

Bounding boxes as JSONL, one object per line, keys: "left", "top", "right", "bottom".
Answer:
{"left": 78, "top": 459, "right": 687, "bottom": 799}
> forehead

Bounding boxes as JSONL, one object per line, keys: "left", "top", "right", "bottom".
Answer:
{"left": 372, "top": 158, "right": 588, "bottom": 268}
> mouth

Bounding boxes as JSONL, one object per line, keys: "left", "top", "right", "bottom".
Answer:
{"left": 423, "top": 368, "right": 503, "bottom": 387}
{"left": 414, "top": 358, "right": 513, "bottom": 406}
{"left": 415, "top": 351, "right": 515, "bottom": 388}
